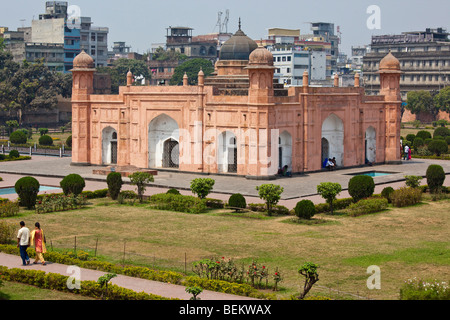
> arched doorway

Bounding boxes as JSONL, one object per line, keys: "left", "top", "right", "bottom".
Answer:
{"left": 218, "top": 131, "right": 237, "bottom": 173}
{"left": 148, "top": 114, "right": 179, "bottom": 168}
{"left": 365, "top": 126, "right": 376, "bottom": 163}
{"left": 279, "top": 131, "right": 292, "bottom": 171}
{"left": 102, "top": 127, "right": 118, "bottom": 165}
{"left": 321, "top": 114, "right": 344, "bottom": 166}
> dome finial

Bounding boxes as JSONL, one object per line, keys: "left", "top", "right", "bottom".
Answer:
{"left": 238, "top": 17, "right": 241, "bottom": 30}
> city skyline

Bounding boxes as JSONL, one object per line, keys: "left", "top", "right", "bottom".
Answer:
{"left": 1, "top": 0, "right": 449, "bottom": 55}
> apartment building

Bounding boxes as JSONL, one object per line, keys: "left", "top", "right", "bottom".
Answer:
{"left": 363, "top": 28, "right": 450, "bottom": 100}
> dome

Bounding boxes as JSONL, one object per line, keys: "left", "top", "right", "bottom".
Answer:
{"left": 248, "top": 45, "right": 274, "bottom": 66}
{"left": 219, "top": 24, "right": 258, "bottom": 61}
{"left": 73, "top": 50, "right": 94, "bottom": 69}
{"left": 379, "top": 51, "right": 400, "bottom": 71}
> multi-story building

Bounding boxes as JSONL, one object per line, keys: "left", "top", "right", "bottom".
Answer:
{"left": 262, "top": 28, "right": 330, "bottom": 86}
{"left": 363, "top": 28, "right": 450, "bottom": 100}
{"left": 310, "top": 22, "right": 340, "bottom": 76}
{"left": 78, "top": 17, "right": 108, "bottom": 68}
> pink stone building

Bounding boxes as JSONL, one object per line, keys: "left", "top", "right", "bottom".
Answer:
{"left": 71, "top": 27, "right": 402, "bottom": 179}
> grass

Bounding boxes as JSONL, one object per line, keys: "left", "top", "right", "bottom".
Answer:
{"left": 2, "top": 197, "right": 449, "bottom": 300}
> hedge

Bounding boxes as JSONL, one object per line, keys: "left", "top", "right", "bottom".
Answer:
{"left": 346, "top": 198, "right": 388, "bottom": 217}
{"left": 0, "top": 266, "right": 173, "bottom": 300}
{"left": 149, "top": 193, "right": 207, "bottom": 214}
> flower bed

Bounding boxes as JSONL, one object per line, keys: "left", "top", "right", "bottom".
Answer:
{"left": 35, "top": 193, "right": 87, "bottom": 214}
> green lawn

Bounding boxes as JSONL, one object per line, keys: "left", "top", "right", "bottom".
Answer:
{"left": 0, "top": 281, "right": 95, "bottom": 300}
{"left": 3, "top": 197, "right": 449, "bottom": 300}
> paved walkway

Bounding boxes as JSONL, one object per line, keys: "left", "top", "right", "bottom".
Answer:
{"left": 0, "top": 252, "right": 256, "bottom": 300}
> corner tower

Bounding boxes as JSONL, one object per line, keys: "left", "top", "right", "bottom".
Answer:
{"left": 71, "top": 50, "right": 95, "bottom": 165}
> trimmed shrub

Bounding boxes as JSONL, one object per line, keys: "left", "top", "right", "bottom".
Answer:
{"left": 228, "top": 193, "right": 247, "bottom": 212}
{"left": 66, "top": 135, "right": 72, "bottom": 148}
{"left": 8, "top": 149, "right": 20, "bottom": 158}
{"left": 390, "top": 187, "right": 422, "bottom": 207}
{"left": 166, "top": 188, "right": 180, "bottom": 195}
{"left": 446, "top": 136, "right": 450, "bottom": 145}
{"left": 413, "top": 137, "right": 424, "bottom": 149}
{"left": 348, "top": 175, "right": 375, "bottom": 202}
{"left": 405, "top": 175, "right": 422, "bottom": 188}
{"left": 433, "top": 127, "right": 450, "bottom": 138}
{"left": 190, "top": 178, "right": 215, "bottom": 199}
{"left": 426, "top": 164, "right": 445, "bottom": 193}
{"left": 39, "top": 134, "right": 53, "bottom": 146}
{"left": 415, "top": 130, "right": 432, "bottom": 141}
{"left": 347, "top": 198, "right": 388, "bottom": 217}
{"left": 205, "top": 198, "right": 224, "bottom": 209}
{"left": 106, "top": 172, "right": 123, "bottom": 200}
{"left": 9, "top": 130, "right": 27, "bottom": 144}
{"left": 294, "top": 200, "right": 316, "bottom": 220}
{"left": 150, "top": 193, "right": 207, "bottom": 214}
{"left": 247, "top": 203, "right": 290, "bottom": 215}
{"left": 15, "top": 176, "right": 40, "bottom": 209}
{"left": 60, "top": 174, "right": 86, "bottom": 196}
{"left": 39, "top": 128, "right": 48, "bottom": 136}
{"left": 406, "top": 134, "right": 416, "bottom": 144}
{"left": 381, "top": 186, "right": 394, "bottom": 203}
{"left": 428, "top": 140, "right": 448, "bottom": 156}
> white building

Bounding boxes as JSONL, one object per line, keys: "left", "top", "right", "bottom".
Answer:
{"left": 269, "top": 46, "right": 327, "bottom": 86}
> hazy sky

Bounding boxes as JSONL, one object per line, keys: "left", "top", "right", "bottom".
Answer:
{"left": 1, "top": 0, "right": 449, "bottom": 55}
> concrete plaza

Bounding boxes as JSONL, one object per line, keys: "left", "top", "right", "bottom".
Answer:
{"left": 1, "top": 155, "right": 449, "bottom": 208}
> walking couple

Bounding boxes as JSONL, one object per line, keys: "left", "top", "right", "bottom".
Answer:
{"left": 17, "top": 221, "right": 47, "bottom": 266}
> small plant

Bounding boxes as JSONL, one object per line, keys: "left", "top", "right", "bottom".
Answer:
{"left": 39, "top": 128, "right": 49, "bottom": 136}
{"left": 426, "top": 164, "right": 445, "bottom": 193}
{"left": 255, "top": 184, "right": 284, "bottom": 216}
{"left": 316, "top": 182, "right": 342, "bottom": 214}
{"left": 66, "top": 135, "right": 72, "bottom": 148}
{"left": 106, "top": 172, "right": 123, "bottom": 200}
{"left": 9, "top": 130, "right": 27, "bottom": 144}
{"left": 390, "top": 187, "right": 422, "bottom": 207}
{"left": 190, "top": 178, "right": 215, "bottom": 199}
{"left": 8, "top": 150, "right": 20, "bottom": 158}
{"left": 129, "top": 171, "right": 154, "bottom": 203}
{"left": 60, "top": 174, "right": 86, "bottom": 196}
{"left": 15, "top": 176, "right": 40, "bottom": 209}
{"left": 228, "top": 193, "right": 246, "bottom": 212}
{"left": 405, "top": 175, "right": 422, "bottom": 188}
{"left": 381, "top": 186, "right": 394, "bottom": 203}
{"left": 97, "top": 273, "right": 117, "bottom": 300}
{"left": 166, "top": 188, "right": 181, "bottom": 195}
{"left": 297, "top": 262, "right": 319, "bottom": 300}
{"left": 185, "top": 286, "right": 203, "bottom": 300}
{"left": 348, "top": 175, "right": 375, "bottom": 202}
{"left": 294, "top": 199, "right": 316, "bottom": 220}
{"left": 39, "top": 134, "right": 53, "bottom": 146}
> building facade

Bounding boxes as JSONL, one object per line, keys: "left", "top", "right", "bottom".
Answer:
{"left": 363, "top": 28, "right": 450, "bottom": 100}
{"left": 71, "top": 27, "right": 402, "bottom": 178}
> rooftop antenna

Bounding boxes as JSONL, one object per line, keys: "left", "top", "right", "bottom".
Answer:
{"left": 222, "top": 9, "right": 229, "bottom": 34}
{"left": 215, "top": 11, "right": 223, "bottom": 33}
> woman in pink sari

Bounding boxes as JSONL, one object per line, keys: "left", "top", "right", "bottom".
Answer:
{"left": 30, "top": 222, "right": 47, "bottom": 265}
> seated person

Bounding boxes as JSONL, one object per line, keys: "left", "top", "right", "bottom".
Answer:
{"left": 326, "top": 159, "right": 335, "bottom": 170}
{"left": 331, "top": 157, "right": 337, "bottom": 167}
{"left": 282, "top": 165, "right": 292, "bottom": 177}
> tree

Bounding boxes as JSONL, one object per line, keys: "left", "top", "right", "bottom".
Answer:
{"left": 97, "top": 58, "right": 151, "bottom": 94}
{"left": 97, "top": 273, "right": 117, "bottom": 300}
{"left": 316, "top": 182, "right": 342, "bottom": 214}
{"left": 255, "top": 184, "right": 284, "bottom": 216}
{"left": 297, "top": 262, "right": 319, "bottom": 300}
{"left": 434, "top": 86, "right": 450, "bottom": 113}
{"left": 170, "top": 58, "right": 214, "bottom": 86}
{"left": 190, "top": 178, "right": 215, "bottom": 199}
{"left": 151, "top": 46, "right": 187, "bottom": 62}
{"left": 428, "top": 139, "right": 448, "bottom": 156}
{"left": 406, "top": 90, "right": 439, "bottom": 120}
{"left": 107, "top": 172, "right": 123, "bottom": 200}
{"left": 129, "top": 171, "right": 154, "bottom": 203}
{"left": 0, "top": 56, "right": 71, "bottom": 124}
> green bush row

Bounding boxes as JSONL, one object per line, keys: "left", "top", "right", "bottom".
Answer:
{"left": 149, "top": 193, "right": 207, "bottom": 214}
{"left": 0, "top": 155, "right": 31, "bottom": 162}
{"left": 247, "top": 203, "right": 290, "bottom": 215}
{"left": 347, "top": 198, "right": 389, "bottom": 217}
{"left": 0, "top": 201, "right": 19, "bottom": 218}
{"left": 0, "top": 266, "right": 173, "bottom": 300}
